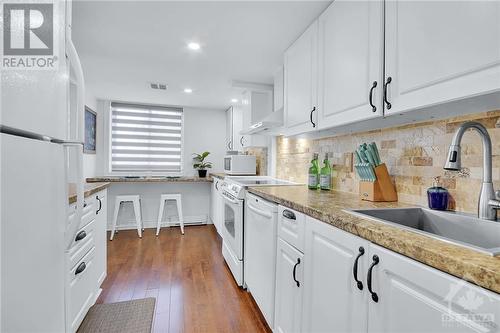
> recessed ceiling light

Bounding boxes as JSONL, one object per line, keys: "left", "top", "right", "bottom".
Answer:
{"left": 188, "top": 42, "right": 200, "bottom": 50}
{"left": 184, "top": 88, "right": 193, "bottom": 93}
{"left": 231, "top": 98, "right": 238, "bottom": 103}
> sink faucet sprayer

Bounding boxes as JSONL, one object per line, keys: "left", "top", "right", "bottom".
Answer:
{"left": 444, "top": 121, "right": 500, "bottom": 221}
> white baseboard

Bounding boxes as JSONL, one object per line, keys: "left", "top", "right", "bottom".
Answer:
{"left": 107, "top": 214, "right": 208, "bottom": 231}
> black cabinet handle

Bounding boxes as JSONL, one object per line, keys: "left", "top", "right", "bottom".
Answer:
{"left": 75, "top": 230, "right": 87, "bottom": 242}
{"left": 292, "top": 258, "right": 301, "bottom": 287}
{"left": 215, "top": 181, "right": 219, "bottom": 191}
{"left": 309, "top": 106, "right": 316, "bottom": 128}
{"left": 369, "top": 81, "right": 377, "bottom": 112}
{"left": 96, "top": 196, "right": 102, "bottom": 214}
{"left": 83, "top": 202, "right": 87, "bottom": 208}
{"left": 353, "top": 246, "right": 365, "bottom": 290}
{"left": 240, "top": 136, "right": 245, "bottom": 147}
{"left": 282, "top": 209, "right": 296, "bottom": 220}
{"left": 367, "top": 255, "right": 380, "bottom": 302}
{"left": 383, "top": 77, "right": 392, "bottom": 110}
{"left": 75, "top": 262, "right": 86, "bottom": 275}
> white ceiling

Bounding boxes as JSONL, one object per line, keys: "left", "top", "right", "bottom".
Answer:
{"left": 72, "top": 0, "right": 331, "bottom": 110}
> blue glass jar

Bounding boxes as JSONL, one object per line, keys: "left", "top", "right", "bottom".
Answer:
{"left": 427, "top": 177, "right": 449, "bottom": 210}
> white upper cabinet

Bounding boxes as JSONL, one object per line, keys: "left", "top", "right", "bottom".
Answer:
{"left": 274, "top": 66, "right": 284, "bottom": 112}
{"left": 367, "top": 244, "right": 500, "bottom": 333}
{"left": 384, "top": 1, "right": 500, "bottom": 115}
{"left": 302, "top": 217, "right": 370, "bottom": 333}
{"left": 225, "top": 107, "right": 233, "bottom": 151}
{"left": 239, "top": 90, "right": 269, "bottom": 148}
{"left": 232, "top": 106, "right": 244, "bottom": 151}
{"left": 284, "top": 21, "right": 318, "bottom": 136}
{"left": 317, "top": 0, "right": 384, "bottom": 129}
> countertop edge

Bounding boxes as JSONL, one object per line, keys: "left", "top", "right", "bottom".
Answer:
{"left": 247, "top": 186, "right": 500, "bottom": 295}
{"left": 69, "top": 182, "right": 110, "bottom": 205}
{"left": 86, "top": 176, "right": 214, "bottom": 183}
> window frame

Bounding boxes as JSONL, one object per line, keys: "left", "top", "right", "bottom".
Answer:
{"left": 106, "top": 101, "right": 185, "bottom": 176}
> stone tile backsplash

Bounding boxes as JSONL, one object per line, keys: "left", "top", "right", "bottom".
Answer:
{"left": 276, "top": 110, "right": 500, "bottom": 214}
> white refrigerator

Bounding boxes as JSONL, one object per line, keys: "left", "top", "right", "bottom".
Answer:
{"left": 0, "top": 0, "right": 86, "bottom": 331}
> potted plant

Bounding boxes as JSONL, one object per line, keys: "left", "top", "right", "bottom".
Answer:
{"left": 192, "top": 151, "right": 212, "bottom": 178}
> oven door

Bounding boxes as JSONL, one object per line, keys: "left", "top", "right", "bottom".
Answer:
{"left": 222, "top": 191, "right": 244, "bottom": 260}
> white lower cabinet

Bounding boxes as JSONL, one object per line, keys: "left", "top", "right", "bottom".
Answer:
{"left": 210, "top": 178, "right": 223, "bottom": 235}
{"left": 270, "top": 214, "right": 500, "bottom": 333}
{"left": 368, "top": 244, "right": 500, "bottom": 333}
{"left": 302, "top": 216, "right": 370, "bottom": 333}
{"left": 274, "top": 238, "right": 304, "bottom": 333}
{"left": 95, "top": 191, "right": 107, "bottom": 288}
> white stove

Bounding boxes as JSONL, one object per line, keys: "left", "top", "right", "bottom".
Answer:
{"left": 222, "top": 176, "right": 297, "bottom": 199}
{"left": 220, "top": 176, "right": 297, "bottom": 287}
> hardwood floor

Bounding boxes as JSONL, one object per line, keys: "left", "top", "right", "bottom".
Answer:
{"left": 97, "top": 225, "right": 271, "bottom": 333}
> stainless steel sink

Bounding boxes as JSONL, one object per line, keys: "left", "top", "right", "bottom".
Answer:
{"left": 345, "top": 208, "right": 500, "bottom": 256}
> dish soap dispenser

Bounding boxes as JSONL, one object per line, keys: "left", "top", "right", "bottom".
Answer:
{"left": 320, "top": 154, "right": 331, "bottom": 190}
{"left": 427, "top": 176, "right": 449, "bottom": 210}
{"left": 308, "top": 153, "right": 320, "bottom": 190}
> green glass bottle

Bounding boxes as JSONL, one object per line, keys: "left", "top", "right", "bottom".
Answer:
{"left": 308, "top": 153, "right": 320, "bottom": 190}
{"left": 320, "top": 154, "right": 331, "bottom": 190}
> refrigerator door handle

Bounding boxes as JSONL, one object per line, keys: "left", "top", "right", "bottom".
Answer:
{"left": 66, "top": 38, "right": 85, "bottom": 142}
{"left": 64, "top": 143, "right": 84, "bottom": 251}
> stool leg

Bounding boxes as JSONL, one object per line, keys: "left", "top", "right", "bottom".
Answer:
{"left": 139, "top": 198, "right": 145, "bottom": 231}
{"left": 110, "top": 200, "right": 121, "bottom": 241}
{"left": 133, "top": 200, "right": 142, "bottom": 238}
{"left": 156, "top": 199, "right": 165, "bottom": 236}
{"left": 176, "top": 197, "right": 185, "bottom": 235}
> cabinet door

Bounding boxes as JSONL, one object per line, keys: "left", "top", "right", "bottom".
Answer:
{"left": 302, "top": 217, "right": 369, "bottom": 333}
{"left": 385, "top": 1, "right": 500, "bottom": 115}
{"left": 367, "top": 244, "right": 500, "bottom": 332}
{"left": 274, "top": 239, "right": 304, "bottom": 333}
{"left": 232, "top": 106, "right": 244, "bottom": 151}
{"left": 210, "top": 180, "right": 217, "bottom": 225}
{"left": 284, "top": 21, "right": 318, "bottom": 136}
{"left": 95, "top": 190, "right": 107, "bottom": 288}
{"left": 225, "top": 107, "right": 233, "bottom": 150}
{"left": 274, "top": 66, "right": 284, "bottom": 112}
{"left": 317, "top": 0, "right": 383, "bottom": 129}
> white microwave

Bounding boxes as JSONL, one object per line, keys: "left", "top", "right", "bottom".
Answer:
{"left": 224, "top": 155, "right": 256, "bottom": 175}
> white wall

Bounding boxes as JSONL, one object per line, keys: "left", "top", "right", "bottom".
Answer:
{"left": 183, "top": 107, "right": 226, "bottom": 175}
{"left": 83, "top": 89, "right": 98, "bottom": 178}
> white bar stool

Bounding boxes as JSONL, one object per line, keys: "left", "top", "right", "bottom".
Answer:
{"left": 156, "top": 194, "right": 184, "bottom": 236}
{"left": 110, "top": 195, "right": 143, "bottom": 240}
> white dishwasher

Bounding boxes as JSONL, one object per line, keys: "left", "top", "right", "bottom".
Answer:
{"left": 244, "top": 192, "right": 278, "bottom": 329}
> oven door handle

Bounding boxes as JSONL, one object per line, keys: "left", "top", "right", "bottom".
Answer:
{"left": 222, "top": 192, "right": 242, "bottom": 205}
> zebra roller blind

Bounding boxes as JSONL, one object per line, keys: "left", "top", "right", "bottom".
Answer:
{"left": 110, "top": 102, "right": 183, "bottom": 172}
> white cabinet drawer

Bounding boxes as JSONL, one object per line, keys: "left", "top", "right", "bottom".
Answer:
{"left": 68, "top": 247, "right": 96, "bottom": 332}
{"left": 68, "top": 196, "right": 96, "bottom": 229}
{"left": 278, "top": 206, "right": 305, "bottom": 252}
{"left": 67, "top": 219, "right": 95, "bottom": 270}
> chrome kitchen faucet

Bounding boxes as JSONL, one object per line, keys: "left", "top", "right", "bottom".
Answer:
{"left": 444, "top": 121, "right": 500, "bottom": 221}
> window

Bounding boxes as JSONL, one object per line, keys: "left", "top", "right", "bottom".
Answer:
{"left": 110, "top": 102, "right": 183, "bottom": 173}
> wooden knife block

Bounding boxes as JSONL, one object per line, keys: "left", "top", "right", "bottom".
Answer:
{"left": 359, "top": 163, "right": 398, "bottom": 202}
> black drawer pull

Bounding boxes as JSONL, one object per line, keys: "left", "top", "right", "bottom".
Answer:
{"left": 75, "top": 262, "right": 86, "bottom": 275}
{"left": 353, "top": 246, "right": 365, "bottom": 290}
{"left": 282, "top": 209, "right": 296, "bottom": 220}
{"left": 96, "top": 196, "right": 102, "bottom": 214}
{"left": 369, "top": 81, "right": 377, "bottom": 112}
{"left": 367, "top": 255, "right": 380, "bottom": 302}
{"left": 309, "top": 106, "right": 316, "bottom": 128}
{"left": 292, "top": 258, "right": 301, "bottom": 287}
{"left": 75, "top": 230, "right": 87, "bottom": 242}
{"left": 383, "top": 77, "right": 392, "bottom": 110}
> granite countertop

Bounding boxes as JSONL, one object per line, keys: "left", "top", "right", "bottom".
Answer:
{"left": 247, "top": 185, "right": 500, "bottom": 294}
{"left": 87, "top": 176, "right": 214, "bottom": 183}
{"left": 69, "top": 182, "right": 110, "bottom": 204}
